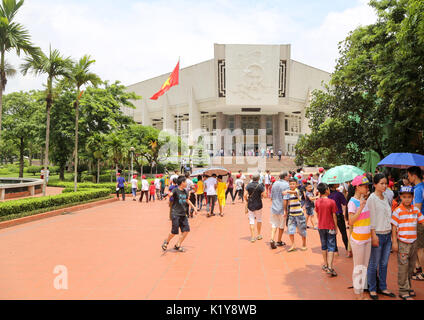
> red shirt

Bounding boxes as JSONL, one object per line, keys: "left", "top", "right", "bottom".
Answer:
{"left": 315, "top": 197, "right": 337, "bottom": 230}
{"left": 149, "top": 185, "right": 156, "bottom": 195}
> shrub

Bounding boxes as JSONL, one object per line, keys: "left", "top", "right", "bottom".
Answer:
{"left": 27, "top": 166, "right": 42, "bottom": 176}
{"left": 0, "top": 188, "right": 111, "bottom": 216}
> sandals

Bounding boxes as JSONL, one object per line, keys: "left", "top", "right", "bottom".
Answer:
{"left": 411, "top": 272, "right": 424, "bottom": 281}
{"left": 409, "top": 290, "right": 416, "bottom": 297}
{"left": 322, "top": 265, "right": 329, "bottom": 272}
{"left": 174, "top": 245, "right": 185, "bottom": 252}
{"left": 250, "top": 238, "right": 256, "bottom": 243}
{"left": 161, "top": 240, "right": 168, "bottom": 251}
{"left": 300, "top": 247, "right": 308, "bottom": 251}
{"left": 288, "top": 247, "right": 297, "bottom": 252}
{"left": 380, "top": 291, "right": 396, "bottom": 298}
{"left": 276, "top": 241, "right": 286, "bottom": 247}
{"left": 270, "top": 240, "right": 277, "bottom": 249}
{"left": 326, "top": 268, "right": 337, "bottom": 277}
{"left": 256, "top": 235, "right": 263, "bottom": 240}
{"left": 399, "top": 295, "right": 414, "bottom": 300}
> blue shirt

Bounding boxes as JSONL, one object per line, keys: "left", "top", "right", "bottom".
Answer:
{"left": 270, "top": 180, "right": 290, "bottom": 215}
{"left": 413, "top": 182, "right": 424, "bottom": 215}
{"left": 117, "top": 176, "right": 125, "bottom": 188}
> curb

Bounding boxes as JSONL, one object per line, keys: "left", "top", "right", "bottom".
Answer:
{"left": 0, "top": 197, "right": 119, "bottom": 230}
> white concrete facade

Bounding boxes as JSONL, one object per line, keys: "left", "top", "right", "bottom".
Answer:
{"left": 125, "top": 44, "right": 330, "bottom": 156}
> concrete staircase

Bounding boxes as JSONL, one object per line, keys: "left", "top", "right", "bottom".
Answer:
{"left": 193, "top": 156, "right": 299, "bottom": 174}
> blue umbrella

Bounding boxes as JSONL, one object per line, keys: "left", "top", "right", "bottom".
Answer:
{"left": 378, "top": 153, "right": 424, "bottom": 169}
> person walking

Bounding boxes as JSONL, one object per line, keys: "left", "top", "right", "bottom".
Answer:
{"left": 366, "top": 173, "right": 396, "bottom": 300}
{"left": 245, "top": 174, "right": 266, "bottom": 243}
{"left": 204, "top": 174, "right": 218, "bottom": 217}
{"left": 348, "top": 175, "right": 372, "bottom": 300}
{"left": 161, "top": 176, "right": 198, "bottom": 252}
{"left": 269, "top": 172, "right": 290, "bottom": 249}
{"left": 195, "top": 175, "right": 204, "bottom": 210}
{"left": 278, "top": 150, "right": 282, "bottom": 162}
{"left": 225, "top": 173, "right": 235, "bottom": 204}
{"left": 116, "top": 171, "right": 126, "bottom": 201}
{"left": 264, "top": 170, "right": 272, "bottom": 198}
{"left": 235, "top": 174, "right": 244, "bottom": 202}
{"left": 217, "top": 175, "right": 227, "bottom": 217}
{"left": 130, "top": 174, "right": 138, "bottom": 201}
{"left": 139, "top": 175, "right": 149, "bottom": 203}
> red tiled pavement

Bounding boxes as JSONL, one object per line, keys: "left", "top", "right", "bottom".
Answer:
{"left": 0, "top": 196, "right": 423, "bottom": 300}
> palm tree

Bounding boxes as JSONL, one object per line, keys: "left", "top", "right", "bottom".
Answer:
{"left": 0, "top": 0, "right": 39, "bottom": 139}
{"left": 67, "top": 55, "right": 100, "bottom": 191}
{"left": 86, "top": 132, "right": 107, "bottom": 183}
{"left": 21, "top": 47, "right": 73, "bottom": 195}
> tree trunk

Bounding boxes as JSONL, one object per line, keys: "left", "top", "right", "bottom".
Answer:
{"left": 29, "top": 150, "right": 32, "bottom": 166}
{"left": 73, "top": 97, "right": 79, "bottom": 192}
{"left": 59, "top": 164, "right": 65, "bottom": 181}
{"left": 0, "top": 51, "right": 5, "bottom": 142}
{"left": 97, "top": 159, "right": 100, "bottom": 184}
{"left": 43, "top": 95, "right": 52, "bottom": 196}
{"left": 19, "top": 137, "right": 24, "bottom": 178}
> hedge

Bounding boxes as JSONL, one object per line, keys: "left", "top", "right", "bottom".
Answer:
{"left": 50, "top": 181, "right": 155, "bottom": 193}
{"left": 0, "top": 188, "right": 111, "bottom": 216}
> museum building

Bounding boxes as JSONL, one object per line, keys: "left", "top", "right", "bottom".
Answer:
{"left": 124, "top": 44, "right": 330, "bottom": 156}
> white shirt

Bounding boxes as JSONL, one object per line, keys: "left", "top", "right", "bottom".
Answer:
{"left": 185, "top": 179, "right": 194, "bottom": 193}
{"left": 154, "top": 178, "right": 161, "bottom": 189}
{"left": 235, "top": 179, "right": 244, "bottom": 190}
{"left": 170, "top": 174, "right": 179, "bottom": 184}
{"left": 204, "top": 177, "right": 217, "bottom": 195}
{"left": 131, "top": 178, "right": 138, "bottom": 189}
{"left": 141, "top": 179, "right": 149, "bottom": 191}
{"left": 264, "top": 174, "right": 271, "bottom": 185}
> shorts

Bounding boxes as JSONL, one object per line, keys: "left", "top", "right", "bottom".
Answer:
{"left": 305, "top": 206, "right": 314, "bottom": 216}
{"left": 132, "top": 188, "right": 137, "bottom": 197}
{"left": 270, "top": 213, "right": 286, "bottom": 229}
{"left": 171, "top": 215, "right": 190, "bottom": 234}
{"left": 288, "top": 215, "right": 307, "bottom": 237}
{"left": 318, "top": 229, "right": 337, "bottom": 252}
{"left": 248, "top": 209, "right": 262, "bottom": 225}
{"left": 417, "top": 223, "right": 424, "bottom": 248}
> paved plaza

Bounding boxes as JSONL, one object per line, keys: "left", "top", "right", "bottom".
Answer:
{"left": 0, "top": 196, "right": 422, "bottom": 300}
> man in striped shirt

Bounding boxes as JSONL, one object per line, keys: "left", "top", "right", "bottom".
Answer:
{"left": 284, "top": 179, "right": 307, "bottom": 252}
{"left": 391, "top": 186, "right": 424, "bottom": 300}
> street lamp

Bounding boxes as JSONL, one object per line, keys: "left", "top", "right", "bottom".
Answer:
{"left": 130, "top": 147, "right": 135, "bottom": 181}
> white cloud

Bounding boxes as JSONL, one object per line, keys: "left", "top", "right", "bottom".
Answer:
{"left": 4, "top": 0, "right": 377, "bottom": 93}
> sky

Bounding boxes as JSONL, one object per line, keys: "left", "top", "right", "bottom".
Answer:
{"left": 6, "top": 0, "right": 377, "bottom": 93}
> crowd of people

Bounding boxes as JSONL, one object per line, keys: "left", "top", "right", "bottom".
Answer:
{"left": 116, "top": 165, "right": 424, "bottom": 300}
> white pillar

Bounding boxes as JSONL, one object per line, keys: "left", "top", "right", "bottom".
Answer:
{"left": 188, "top": 87, "right": 201, "bottom": 146}
{"left": 279, "top": 112, "right": 286, "bottom": 154}
{"left": 162, "top": 94, "right": 174, "bottom": 133}
{"left": 141, "top": 99, "right": 152, "bottom": 126}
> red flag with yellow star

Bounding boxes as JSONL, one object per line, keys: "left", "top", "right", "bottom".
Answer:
{"left": 150, "top": 60, "right": 179, "bottom": 100}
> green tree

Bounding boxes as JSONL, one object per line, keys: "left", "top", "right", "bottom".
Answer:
{"left": 21, "top": 47, "right": 72, "bottom": 194}
{"left": 296, "top": 0, "right": 424, "bottom": 166}
{"left": 66, "top": 55, "right": 101, "bottom": 191}
{"left": 0, "top": 0, "right": 39, "bottom": 139}
{"left": 86, "top": 132, "right": 107, "bottom": 183}
{"left": 2, "top": 91, "right": 41, "bottom": 177}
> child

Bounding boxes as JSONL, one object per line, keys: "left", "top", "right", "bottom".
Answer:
{"left": 154, "top": 174, "right": 161, "bottom": 200}
{"left": 149, "top": 180, "right": 156, "bottom": 202}
{"left": 304, "top": 183, "right": 318, "bottom": 229}
{"left": 130, "top": 174, "right": 138, "bottom": 201}
{"left": 139, "top": 175, "right": 149, "bottom": 203}
{"left": 217, "top": 175, "right": 227, "bottom": 217}
{"left": 284, "top": 179, "right": 307, "bottom": 252}
{"left": 391, "top": 186, "right": 424, "bottom": 300}
{"left": 235, "top": 174, "right": 244, "bottom": 202}
{"left": 315, "top": 183, "right": 338, "bottom": 277}
{"left": 161, "top": 176, "right": 198, "bottom": 252}
{"left": 195, "top": 175, "right": 204, "bottom": 210}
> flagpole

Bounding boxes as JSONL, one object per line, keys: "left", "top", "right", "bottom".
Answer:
{"left": 177, "top": 56, "right": 181, "bottom": 172}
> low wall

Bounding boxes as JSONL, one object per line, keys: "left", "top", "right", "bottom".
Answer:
{"left": 0, "top": 178, "right": 44, "bottom": 200}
